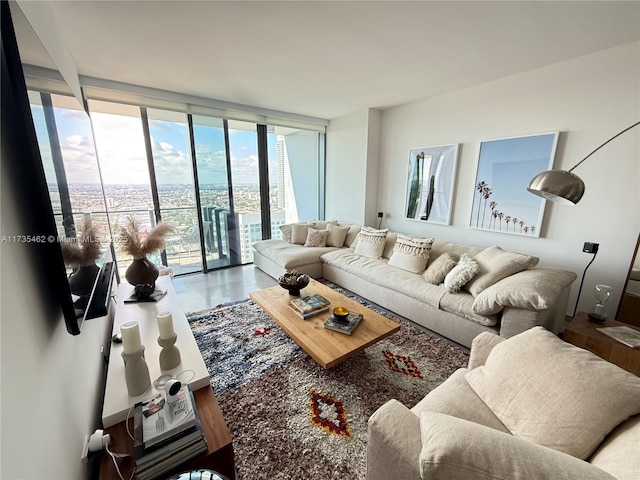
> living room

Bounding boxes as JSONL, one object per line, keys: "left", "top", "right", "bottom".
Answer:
{"left": 2, "top": 1, "right": 639, "bottom": 480}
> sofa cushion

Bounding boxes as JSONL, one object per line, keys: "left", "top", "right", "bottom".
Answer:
{"left": 303, "top": 228, "right": 329, "bottom": 247}
{"left": 472, "top": 267, "right": 578, "bottom": 315}
{"left": 412, "top": 369, "right": 510, "bottom": 433}
{"left": 388, "top": 233, "right": 434, "bottom": 273}
{"left": 423, "top": 253, "right": 457, "bottom": 284}
{"left": 253, "top": 239, "right": 339, "bottom": 269}
{"left": 465, "top": 327, "right": 640, "bottom": 459}
{"left": 326, "top": 223, "right": 349, "bottom": 247}
{"left": 419, "top": 411, "right": 616, "bottom": 480}
{"left": 321, "top": 249, "right": 446, "bottom": 308}
{"left": 382, "top": 231, "right": 398, "bottom": 259}
{"left": 439, "top": 291, "right": 498, "bottom": 327}
{"left": 280, "top": 222, "right": 311, "bottom": 243}
{"left": 589, "top": 415, "right": 640, "bottom": 479}
{"left": 464, "top": 245, "right": 539, "bottom": 297}
{"left": 354, "top": 227, "right": 388, "bottom": 259}
{"left": 443, "top": 253, "right": 479, "bottom": 292}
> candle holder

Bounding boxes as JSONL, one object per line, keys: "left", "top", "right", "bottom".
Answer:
{"left": 158, "top": 332, "right": 181, "bottom": 370}
{"left": 121, "top": 345, "right": 151, "bottom": 396}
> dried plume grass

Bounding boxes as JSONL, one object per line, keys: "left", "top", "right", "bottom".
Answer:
{"left": 60, "top": 217, "right": 102, "bottom": 267}
{"left": 118, "top": 216, "right": 176, "bottom": 259}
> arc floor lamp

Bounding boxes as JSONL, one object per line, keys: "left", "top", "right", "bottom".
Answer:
{"left": 527, "top": 121, "right": 640, "bottom": 318}
{"left": 527, "top": 121, "right": 640, "bottom": 205}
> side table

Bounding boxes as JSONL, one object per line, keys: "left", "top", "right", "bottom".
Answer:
{"left": 99, "top": 386, "right": 235, "bottom": 480}
{"left": 563, "top": 311, "right": 640, "bottom": 376}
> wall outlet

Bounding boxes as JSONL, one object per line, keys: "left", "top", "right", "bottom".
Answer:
{"left": 377, "top": 212, "right": 384, "bottom": 218}
{"left": 583, "top": 242, "right": 599, "bottom": 254}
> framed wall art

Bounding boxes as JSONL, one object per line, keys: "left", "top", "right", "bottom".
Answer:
{"left": 469, "top": 132, "right": 559, "bottom": 237}
{"left": 404, "top": 144, "right": 459, "bottom": 225}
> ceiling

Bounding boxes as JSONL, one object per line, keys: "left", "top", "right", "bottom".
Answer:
{"left": 13, "top": 1, "right": 640, "bottom": 121}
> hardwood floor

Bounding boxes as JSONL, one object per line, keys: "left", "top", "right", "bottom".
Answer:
{"left": 172, "top": 264, "right": 277, "bottom": 313}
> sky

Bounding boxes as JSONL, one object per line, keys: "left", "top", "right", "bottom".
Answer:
{"left": 32, "top": 99, "right": 280, "bottom": 186}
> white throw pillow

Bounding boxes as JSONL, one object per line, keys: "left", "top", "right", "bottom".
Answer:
{"left": 464, "top": 245, "right": 539, "bottom": 297}
{"left": 353, "top": 227, "right": 388, "bottom": 259}
{"left": 291, "top": 223, "right": 312, "bottom": 245}
{"left": 326, "top": 223, "right": 349, "bottom": 248}
{"left": 303, "top": 228, "right": 329, "bottom": 247}
{"left": 388, "top": 233, "right": 434, "bottom": 273}
{"left": 465, "top": 327, "right": 640, "bottom": 460}
{"left": 443, "top": 253, "right": 479, "bottom": 292}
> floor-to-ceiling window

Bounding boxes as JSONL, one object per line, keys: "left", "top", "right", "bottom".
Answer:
{"left": 29, "top": 91, "right": 324, "bottom": 277}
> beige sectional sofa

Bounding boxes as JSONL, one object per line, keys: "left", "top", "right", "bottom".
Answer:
{"left": 366, "top": 327, "right": 640, "bottom": 480}
{"left": 252, "top": 221, "right": 577, "bottom": 348}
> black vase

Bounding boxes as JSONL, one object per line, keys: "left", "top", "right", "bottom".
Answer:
{"left": 68, "top": 262, "right": 100, "bottom": 297}
{"left": 125, "top": 257, "right": 159, "bottom": 297}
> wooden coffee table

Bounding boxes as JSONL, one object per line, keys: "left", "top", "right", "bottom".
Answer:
{"left": 249, "top": 279, "right": 400, "bottom": 369}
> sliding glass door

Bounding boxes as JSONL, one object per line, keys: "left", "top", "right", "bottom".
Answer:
{"left": 30, "top": 93, "right": 324, "bottom": 277}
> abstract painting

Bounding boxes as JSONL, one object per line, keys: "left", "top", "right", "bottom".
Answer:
{"left": 405, "top": 144, "right": 459, "bottom": 225}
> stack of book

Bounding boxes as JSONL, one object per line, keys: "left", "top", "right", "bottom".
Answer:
{"left": 133, "top": 385, "right": 207, "bottom": 480}
{"left": 288, "top": 293, "right": 331, "bottom": 319}
{"left": 324, "top": 312, "right": 363, "bottom": 335}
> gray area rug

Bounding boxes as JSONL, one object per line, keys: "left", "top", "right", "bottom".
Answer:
{"left": 188, "top": 283, "right": 469, "bottom": 480}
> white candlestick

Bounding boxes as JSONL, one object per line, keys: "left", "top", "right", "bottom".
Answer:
{"left": 121, "top": 321, "right": 142, "bottom": 355}
{"left": 157, "top": 311, "right": 175, "bottom": 340}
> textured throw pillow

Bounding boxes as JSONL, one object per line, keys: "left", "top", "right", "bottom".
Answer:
{"left": 423, "top": 253, "right": 457, "bottom": 284}
{"left": 465, "top": 327, "right": 640, "bottom": 460}
{"left": 291, "top": 223, "right": 312, "bottom": 245}
{"left": 353, "top": 227, "right": 388, "bottom": 259}
{"left": 326, "top": 223, "right": 349, "bottom": 248}
{"left": 303, "top": 228, "right": 329, "bottom": 247}
{"left": 464, "top": 245, "right": 539, "bottom": 297}
{"left": 443, "top": 253, "right": 479, "bottom": 292}
{"left": 388, "top": 234, "right": 434, "bottom": 273}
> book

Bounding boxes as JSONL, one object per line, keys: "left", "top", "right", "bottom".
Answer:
{"left": 288, "top": 304, "right": 329, "bottom": 320}
{"left": 135, "top": 384, "right": 197, "bottom": 449}
{"left": 324, "top": 312, "right": 363, "bottom": 335}
{"left": 289, "top": 293, "right": 330, "bottom": 313}
{"left": 135, "top": 440, "right": 208, "bottom": 480}
{"left": 133, "top": 385, "right": 207, "bottom": 478}
{"left": 597, "top": 326, "right": 640, "bottom": 348}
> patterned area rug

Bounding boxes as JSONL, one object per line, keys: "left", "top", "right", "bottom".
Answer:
{"left": 188, "top": 283, "right": 469, "bottom": 480}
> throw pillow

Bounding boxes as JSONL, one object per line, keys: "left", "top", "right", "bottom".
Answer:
{"left": 279, "top": 223, "right": 294, "bottom": 243}
{"left": 423, "top": 253, "right": 457, "bottom": 284}
{"left": 443, "top": 253, "right": 479, "bottom": 292}
{"left": 326, "top": 223, "right": 349, "bottom": 248}
{"left": 353, "top": 227, "right": 388, "bottom": 259}
{"left": 388, "top": 233, "right": 434, "bottom": 273}
{"left": 303, "top": 228, "right": 329, "bottom": 247}
{"left": 419, "top": 412, "right": 616, "bottom": 480}
{"left": 465, "top": 327, "right": 640, "bottom": 460}
{"left": 464, "top": 245, "right": 539, "bottom": 297}
{"left": 291, "top": 223, "right": 312, "bottom": 245}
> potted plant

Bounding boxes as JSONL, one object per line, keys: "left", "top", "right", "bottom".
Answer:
{"left": 118, "top": 216, "right": 176, "bottom": 297}
{"left": 60, "top": 217, "right": 103, "bottom": 299}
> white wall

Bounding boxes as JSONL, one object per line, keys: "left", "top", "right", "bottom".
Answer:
{"left": 376, "top": 41, "right": 639, "bottom": 317}
{"left": 326, "top": 108, "right": 383, "bottom": 227}
{"left": 1, "top": 191, "right": 112, "bottom": 479}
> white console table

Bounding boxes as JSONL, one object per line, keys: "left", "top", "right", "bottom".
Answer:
{"left": 102, "top": 275, "right": 210, "bottom": 428}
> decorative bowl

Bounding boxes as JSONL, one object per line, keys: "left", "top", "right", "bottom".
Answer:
{"left": 332, "top": 306, "right": 350, "bottom": 323}
{"left": 278, "top": 271, "right": 310, "bottom": 296}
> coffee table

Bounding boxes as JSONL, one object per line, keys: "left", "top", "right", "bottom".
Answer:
{"left": 249, "top": 278, "right": 401, "bottom": 369}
